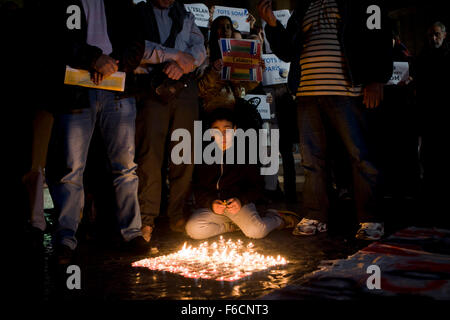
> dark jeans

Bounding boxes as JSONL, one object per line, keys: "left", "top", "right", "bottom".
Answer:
{"left": 297, "top": 95, "right": 380, "bottom": 223}
{"left": 135, "top": 79, "right": 199, "bottom": 227}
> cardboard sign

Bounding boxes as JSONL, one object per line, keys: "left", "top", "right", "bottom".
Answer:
{"left": 184, "top": 3, "right": 210, "bottom": 28}
{"left": 244, "top": 94, "right": 271, "bottom": 120}
{"left": 212, "top": 6, "right": 250, "bottom": 33}
{"left": 262, "top": 10, "right": 291, "bottom": 53}
{"left": 387, "top": 61, "right": 409, "bottom": 85}
{"left": 262, "top": 54, "right": 290, "bottom": 86}
{"left": 219, "top": 38, "right": 262, "bottom": 82}
{"left": 64, "top": 66, "right": 126, "bottom": 92}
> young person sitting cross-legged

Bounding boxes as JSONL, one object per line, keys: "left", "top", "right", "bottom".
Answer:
{"left": 185, "top": 108, "right": 299, "bottom": 240}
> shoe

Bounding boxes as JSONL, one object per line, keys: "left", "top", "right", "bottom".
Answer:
{"left": 275, "top": 210, "right": 301, "bottom": 229}
{"left": 355, "top": 222, "right": 384, "bottom": 240}
{"left": 141, "top": 225, "right": 153, "bottom": 242}
{"left": 293, "top": 218, "right": 328, "bottom": 236}
{"left": 125, "top": 236, "right": 151, "bottom": 254}
{"left": 170, "top": 218, "right": 187, "bottom": 233}
{"left": 55, "top": 244, "right": 74, "bottom": 265}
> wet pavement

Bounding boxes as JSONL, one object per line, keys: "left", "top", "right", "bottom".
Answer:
{"left": 24, "top": 188, "right": 430, "bottom": 301}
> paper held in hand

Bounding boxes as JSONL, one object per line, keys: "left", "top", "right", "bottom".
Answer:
{"left": 64, "top": 66, "right": 126, "bottom": 92}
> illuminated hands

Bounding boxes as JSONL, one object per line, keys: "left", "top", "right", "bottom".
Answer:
{"left": 257, "top": 0, "right": 277, "bottom": 27}
{"left": 174, "top": 51, "right": 196, "bottom": 74}
{"left": 92, "top": 54, "right": 118, "bottom": 85}
{"left": 363, "top": 82, "right": 384, "bottom": 109}
{"left": 212, "top": 198, "right": 242, "bottom": 215}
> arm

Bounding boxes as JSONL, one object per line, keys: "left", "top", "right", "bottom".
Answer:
{"left": 258, "top": 0, "right": 301, "bottom": 63}
{"left": 238, "top": 164, "right": 264, "bottom": 206}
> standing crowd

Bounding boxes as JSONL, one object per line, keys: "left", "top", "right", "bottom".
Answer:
{"left": 3, "top": 0, "right": 448, "bottom": 265}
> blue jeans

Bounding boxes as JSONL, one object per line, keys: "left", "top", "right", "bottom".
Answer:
{"left": 297, "top": 96, "right": 380, "bottom": 223}
{"left": 48, "top": 89, "right": 142, "bottom": 249}
{"left": 185, "top": 203, "right": 282, "bottom": 240}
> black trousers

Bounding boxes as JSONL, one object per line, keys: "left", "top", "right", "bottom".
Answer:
{"left": 135, "top": 79, "right": 199, "bottom": 227}
{"left": 297, "top": 95, "right": 380, "bottom": 223}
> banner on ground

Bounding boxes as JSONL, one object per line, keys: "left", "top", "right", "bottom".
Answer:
{"left": 219, "top": 38, "right": 262, "bottom": 82}
{"left": 212, "top": 6, "right": 250, "bottom": 33}
{"left": 244, "top": 94, "right": 271, "bottom": 120}
{"left": 184, "top": 3, "right": 210, "bottom": 28}
{"left": 262, "top": 10, "right": 291, "bottom": 53}
{"left": 262, "top": 54, "right": 290, "bottom": 86}
{"left": 386, "top": 61, "right": 409, "bottom": 85}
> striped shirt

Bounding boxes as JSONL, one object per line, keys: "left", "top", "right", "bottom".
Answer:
{"left": 297, "top": 0, "right": 362, "bottom": 96}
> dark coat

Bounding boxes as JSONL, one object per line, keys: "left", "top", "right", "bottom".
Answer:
{"left": 264, "top": 0, "right": 393, "bottom": 93}
{"left": 61, "top": 0, "right": 144, "bottom": 112}
{"left": 193, "top": 149, "right": 263, "bottom": 210}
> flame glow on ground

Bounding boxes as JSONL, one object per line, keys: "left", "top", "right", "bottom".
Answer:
{"left": 132, "top": 236, "right": 288, "bottom": 281}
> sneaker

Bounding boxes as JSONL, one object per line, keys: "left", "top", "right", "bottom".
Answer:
{"left": 355, "top": 222, "right": 384, "bottom": 240}
{"left": 275, "top": 210, "right": 301, "bottom": 229}
{"left": 293, "top": 218, "right": 328, "bottom": 236}
{"left": 141, "top": 225, "right": 153, "bottom": 242}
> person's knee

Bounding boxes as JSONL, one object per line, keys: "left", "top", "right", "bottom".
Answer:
{"left": 185, "top": 219, "right": 209, "bottom": 240}
{"left": 241, "top": 225, "right": 268, "bottom": 239}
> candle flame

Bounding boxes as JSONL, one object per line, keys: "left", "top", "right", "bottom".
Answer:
{"left": 132, "top": 236, "right": 288, "bottom": 281}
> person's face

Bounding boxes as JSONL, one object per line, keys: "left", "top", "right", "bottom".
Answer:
{"left": 211, "top": 119, "right": 235, "bottom": 150}
{"left": 152, "top": 0, "right": 175, "bottom": 9}
{"left": 216, "top": 19, "right": 233, "bottom": 39}
{"left": 428, "top": 26, "right": 447, "bottom": 48}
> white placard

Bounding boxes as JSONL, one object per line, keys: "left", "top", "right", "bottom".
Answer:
{"left": 244, "top": 94, "right": 271, "bottom": 120}
{"left": 184, "top": 3, "right": 210, "bottom": 28}
{"left": 387, "top": 61, "right": 409, "bottom": 85}
{"left": 262, "top": 10, "right": 291, "bottom": 53}
{"left": 262, "top": 54, "right": 290, "bottom": 86}
{"left": 212, "top": 6, "right": 250, "bottom": 33}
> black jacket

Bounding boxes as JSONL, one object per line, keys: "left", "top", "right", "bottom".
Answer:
{"left": 264, "top": 0, "right": 393, "bottom": 93}
{"left": 62, "top": 0, "right": 144, "bottom": 111}
{"left": 193, "top": 149, "right": 263, "bottom": 210}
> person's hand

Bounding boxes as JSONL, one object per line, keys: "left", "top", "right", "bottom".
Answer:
{"left": 212, "top": 200, "right": 227, "bottom": 215}
{"left": 90, "top": 71, "right": 104, "bottom": 85}
{"left": 175, "top": 51, "right": 196, "bottom": 74}
{"left": 226, "top": 198, "right": 242, "bottom": 215}
{"left": 257, "top": 0, "right": 277, "bottom": 27}
{"left": 209, "top": 6, "right": 215, "bottom": 25}
{"left": 93, "top": 54, "right": 119, "bottom": 78}
{"left": 163, "top": 61, "right": 184, "bottom": 80}
{"left": 247, "top": 13, "right": 256, "bottom": 29}
{"left": 363, "top": 82, "right": 384, "bottom": 109}
{"left": 212, "top": 59, "right": 224, "bottom": 72}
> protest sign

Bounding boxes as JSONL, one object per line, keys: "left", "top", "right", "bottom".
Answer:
{"left": 262, "top": 54, "right": 290, "bottom": 86}
{"left": 184, "top": 3, "right": 210, "bottom": 28}
{"left": 262, "top": 10, "right": 291, "bottom": 53}
{"left": 386, "top": 61, "right": 409, "bottom": 85}
{"left": 244, "top": 94, "right": 271, "bottom": 120}
{"left": 212, "top": 6, "right": 250, "bottom": 33}
{"left": 219, "top": 38, "right": 262, "bottom": 82}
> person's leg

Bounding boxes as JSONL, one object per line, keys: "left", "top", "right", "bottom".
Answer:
{"left": 135, "top": 97, "right": 171, "bottom": 228}
{"left": 167, "top": 81, "right": 199, "bottom": 229}
{"left": 47, "top": 92, "right": 97, "bottom": 250}
{"left": 327, "top": 96, "right": 380, "bottom": 223}
{"left": 23, "top": 109, "right": 54, "bottom": 231}
{"left": 225, "top": 203, "right": 282, "bottom": 239}
{"left": 185, "top": 208, "right": 232, "bottom": 240}
{"left": 98, "top": 92, "right": 142, "bottom": 242}
{"left": 297, "top": 96, "right": 329, "bottom": 222}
